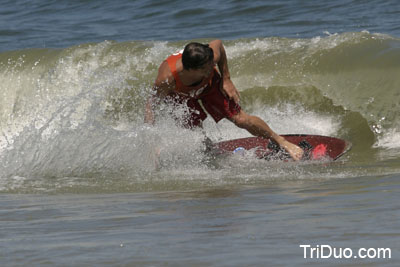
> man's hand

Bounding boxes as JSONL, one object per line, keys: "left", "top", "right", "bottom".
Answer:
{"left": 221, "top": 78, "right": 240, "bottom": 104}
{"left": 282, "top": 140, "right": 304, "bottom": 161}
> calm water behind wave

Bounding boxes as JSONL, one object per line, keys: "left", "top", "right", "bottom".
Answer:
{"left": 1, "top": 0, "right": 400, "bottom": 51}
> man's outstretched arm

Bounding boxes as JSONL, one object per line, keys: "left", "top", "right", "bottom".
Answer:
{"left": 231, "top": 110, "right": 304, "bottom": 161}
{"left": 144, "top": 61, "right": 174, "bottom": 125}
{"left": 209, "top": 40, "right": 240, "bottom": 104}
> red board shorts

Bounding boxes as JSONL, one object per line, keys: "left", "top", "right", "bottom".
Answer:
{"left": 164, "top": 77, "right": 241, "bottom": 128}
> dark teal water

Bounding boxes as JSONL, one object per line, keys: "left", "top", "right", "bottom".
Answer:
{"left": 1, "top": 1, "right": 400, "bottom": 266}
{"left": 1, "top": 0, "right": 400, "bottom": 51}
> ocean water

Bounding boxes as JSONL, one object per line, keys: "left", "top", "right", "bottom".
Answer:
{"left": 1, "top": 0, "right": 400, "bottom": 266}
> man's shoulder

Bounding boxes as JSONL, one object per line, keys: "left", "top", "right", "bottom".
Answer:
{"left": 155, "top": 61, "right": 175, "bottom": 88}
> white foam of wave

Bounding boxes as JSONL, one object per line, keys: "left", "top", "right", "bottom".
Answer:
{"left": 375, "top": 129, "right": 400, "bottom": 149}
{"left": 0, "top": 40, "right": 166, "bottom": 155}
{"left": 225, "top": 32, "right": 385, "bottom": 62}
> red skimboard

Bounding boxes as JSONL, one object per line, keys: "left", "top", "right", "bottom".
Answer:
{"left": 213, "top": 135, "right": 351, "bottom": 161}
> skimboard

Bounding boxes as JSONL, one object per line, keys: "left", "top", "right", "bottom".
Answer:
{"left": 213, "top": 134, "right": 351, "bottom": 161}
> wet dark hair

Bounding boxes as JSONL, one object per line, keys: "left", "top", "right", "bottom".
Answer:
{"left": 182, "top": 42, "right": 214, "bottom": 70}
